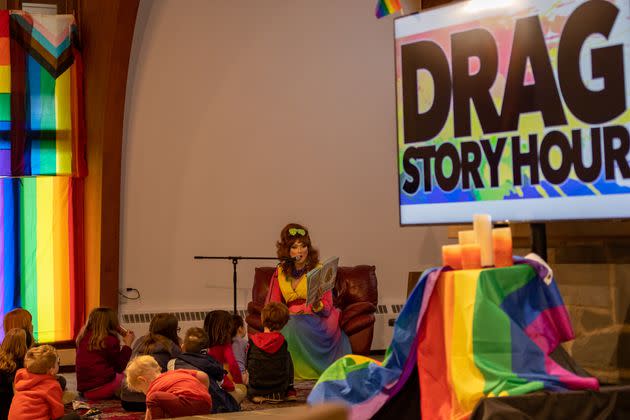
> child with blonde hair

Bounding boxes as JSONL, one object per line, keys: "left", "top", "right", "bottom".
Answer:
{"left": 75, "top": 307, "right": 135, "bottom": 399}
{"left": 126, "top": 355, "right": 212, "bottom": 419}
{"left": 9, "top": 345, "right": 79, "bottom": 420}
{"left": 0, "top": 329, "right": 29, "bottom": 418}
{"left": 121, "top": 313, "right": 181, "bottom": 411}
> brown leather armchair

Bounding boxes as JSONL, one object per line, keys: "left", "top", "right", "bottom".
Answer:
{"left": 246, "top": 265, "right": 378, "bottom": 355}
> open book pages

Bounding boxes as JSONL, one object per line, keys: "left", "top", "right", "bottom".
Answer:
{"left": 306, "top": 256, "right": 339, "bottom": 305}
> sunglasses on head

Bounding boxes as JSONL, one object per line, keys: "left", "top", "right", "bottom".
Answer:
{"left": 289, "top": 228, "right": 306, "bottom": 236}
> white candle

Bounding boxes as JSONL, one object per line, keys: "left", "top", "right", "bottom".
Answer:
{"left": 473, "top": 214, "right": 494, "bottom": 267}
{"left": 458, "top": 230, "right": 476, "bottom": 245}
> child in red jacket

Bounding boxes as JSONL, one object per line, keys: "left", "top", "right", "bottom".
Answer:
{"left": 75, "top": 307, "right": 135, "bottom": 399}
{"left": 9, "top": 345, "right": 79, "bottom": 420}
{"left": 125, "top": 355, "right": 212, "bottom": 419}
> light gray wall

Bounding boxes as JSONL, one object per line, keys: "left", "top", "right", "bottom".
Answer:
{"left": 119, "top": 0, "right": 446, "bottom": 314}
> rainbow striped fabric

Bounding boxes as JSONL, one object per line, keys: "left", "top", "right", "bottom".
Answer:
{"left": 308, "top": 260, "right": 599, "bottom": 419}
{"left": 0, "top": 10, "right": 86, "bottom": 343}
{"left": 0, "top": 177, "right": 84, "bottom": 343}
{"left": 375, "top": 0, "right": 402, "bottom": 18}
{"left": 0, "top": 10, "right": 86, "bottom": 177}
{"left": 0, "top": 10, "right": 11, "bottom": 171}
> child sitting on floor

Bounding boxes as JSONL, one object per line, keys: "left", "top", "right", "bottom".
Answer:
{"left": 231, "top": 314, "right": 249, "bottom": 384}
{"left": 204, "top": 310, "right": 247, "bottom": 403}
{"left": 125, "top": 355, "right": 212, "bottom": 419}
{"left": 247, "top": 302, "right": 296, "bottom": 403}
{"left": 9, "top": 345, "right": 79, "bottom": 420}
{"left": 168, "top": 327, "right": 240, "bottom": 413}
{"left": 0, "top": 329, "right": 28, "bottom": 419}
{"left": 121, "top": 313, "right": 182, "bottom": 412}
{"left": 3, "top": 309, "right": 35, "bottom": 349}
{"left": 3, "top": 308, "right": 67, "bottom": 392}
{"left": 75, "top": 307, "right": 135, "bottom": 399}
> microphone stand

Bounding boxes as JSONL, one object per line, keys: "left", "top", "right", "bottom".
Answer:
{"left": 194, "top": 256, "right": 282, "bottom": 314}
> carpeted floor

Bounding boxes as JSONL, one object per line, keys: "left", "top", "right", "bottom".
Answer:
{"left": 240, "top": 380, "right": 315, "bottom": 411}
{"left": 70, "top": 399, "right": 144, "bottom": 419}
{"left": 63, "top": 375, "right": 314, "bottom": 418}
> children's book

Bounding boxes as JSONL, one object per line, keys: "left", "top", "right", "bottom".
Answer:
{"left": 306, "top": 256, "right": 339, "bottom": 305}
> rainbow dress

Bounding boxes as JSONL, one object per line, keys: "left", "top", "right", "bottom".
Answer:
{"left": 265, "top": 266, "right": 351, "bottom": 379}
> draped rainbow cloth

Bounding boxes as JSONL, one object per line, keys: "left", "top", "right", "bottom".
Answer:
{"left": 0, "top": 10, "right": 86, "bottom": 342}
{"left": 308, "top": 260, "right": 599, "bottom": 420}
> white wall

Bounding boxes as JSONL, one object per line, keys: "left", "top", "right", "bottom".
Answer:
{"left": 119, "top": 0, "right": 447, "bottom": 315}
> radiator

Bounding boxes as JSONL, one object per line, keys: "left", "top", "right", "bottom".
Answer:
{"left": 372, "top": 302, "right": 405, "bottom": 351}
{"left": 119, "top": 307, "right": 248, "bottom": 340}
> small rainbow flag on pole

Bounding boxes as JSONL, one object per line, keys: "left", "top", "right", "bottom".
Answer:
{"left": 375, "top": 0, "right": 402, "bottom": 18}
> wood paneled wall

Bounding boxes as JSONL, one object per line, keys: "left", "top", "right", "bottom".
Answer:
{"left": 77, "top": 0, "right": 139, "bottom": 311}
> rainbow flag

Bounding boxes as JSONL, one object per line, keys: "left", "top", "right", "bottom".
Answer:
{"left": 375, "top": 0, "right": 402, "bottom": 18}
{"left": 308, "top": 261, "right": 598, "bottom": 419}
{"left": 0, "top": 10, "right": 86, "bottom": 177}
{"left": 0, "top": 11, "right": 86, "bottom": 342}
{"left": 0, "top": 177, "right": 85, "bottom": 342}
{"left": 0, "top": 177, "right": 84, "bottom": 343}
{"left": 0, "top": 11, "right": 11, "bottom": 174}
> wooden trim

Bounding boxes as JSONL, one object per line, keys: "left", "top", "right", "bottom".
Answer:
{"left": 421, "top": 0, "right": 454, "bottom": 9}
{"left": 52, "top": 339, "right": 76, "bottom": 349}
{"left": 78, "top": 0, "right": 140, "bottom": 310}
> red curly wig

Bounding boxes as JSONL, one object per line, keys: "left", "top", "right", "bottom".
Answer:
{"left": 276, "top": 223, "right": 320, "bottom": 273}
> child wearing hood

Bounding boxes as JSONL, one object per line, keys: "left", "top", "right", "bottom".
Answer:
{"left": 247, "top": 302, "right": 296, "bottom": 403}
{"left": 9, "top": 345, "right": 79, "bottom": 420}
